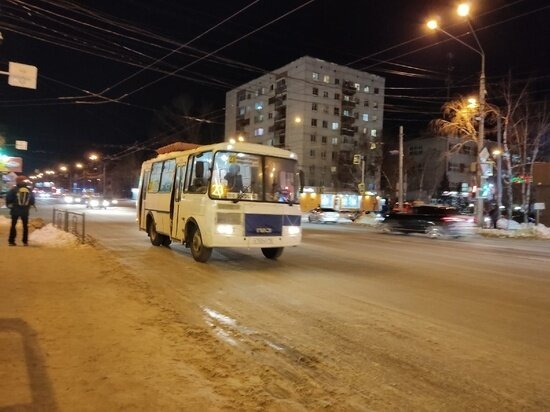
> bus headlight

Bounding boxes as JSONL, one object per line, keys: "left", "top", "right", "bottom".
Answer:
{"left": 287, "top": 226, "right": 300, "bottom": 235}
{"left": 216, "top": 224, "right": 234, "bottom": 235}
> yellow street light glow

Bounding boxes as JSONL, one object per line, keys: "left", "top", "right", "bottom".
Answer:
{"left": 294, "top": 116, "right": 302, "bottom": 123}
{"left": 75, "top": 163, "right": 83, "bottom": 169}
{"left": 492, "top": 149, "right": 502, "bottom": 156}
{"left": 457, "top": 3, "right": 470, "bottom": 17}
{"left": 59, "top": 166, "right": 68, "bottom": 172}
{"left": 426, "top": 19, "right": 438, "bottom": 30}
{"left": 467, "top": 97, "right": 478, "bottom": 108}
{"left": 89, "top": 154, "right": 99, "bottom": 161}
{"left": 229, "top": 138, "right": 236, "bottom": 144}
{"left": 237, "top": 135, "right": 245, "bottom": 142}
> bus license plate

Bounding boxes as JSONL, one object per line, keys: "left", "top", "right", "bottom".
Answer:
{"left": 251, "top": 237, "right": 274, "bottom": 245}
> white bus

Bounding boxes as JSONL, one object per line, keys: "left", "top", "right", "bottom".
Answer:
{"left": 137, "top": 141, "right": 304, "bottom": 262}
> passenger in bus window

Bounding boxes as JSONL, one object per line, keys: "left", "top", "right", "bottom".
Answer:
{"left": 224, "top": 164, "right": 243, "bottom": 192}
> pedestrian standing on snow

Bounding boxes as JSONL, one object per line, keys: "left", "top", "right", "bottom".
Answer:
{"left": 6, "top": 175, "right": 35, "bottom": 246}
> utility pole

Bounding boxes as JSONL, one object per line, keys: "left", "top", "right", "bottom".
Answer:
{"left": 496, "top": 116, "right": 502, "bottom": 212}
{"left": 399, "top": 126, "right": 404, "bottom": 212}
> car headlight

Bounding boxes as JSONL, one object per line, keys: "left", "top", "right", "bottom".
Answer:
{"left": 64, "top": 196, "right": 74, "bottom": 203}
{"left": 102, "top": 200, "right": 110, "bottom": 207}
{"left": 90, "top": 199, "right": 99, "bottom": 207}
{"left": 111, "top": 199, "right": 118, "bottom": 205}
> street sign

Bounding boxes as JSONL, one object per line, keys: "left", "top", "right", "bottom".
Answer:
{"left": 15, "top": 140, "right": 28, "bottom": 150}
{"left": 480, "top": 161, "right": 493, "bottom": 177}
{"left": 8, "top": 62, "right": 38, "bottom": 89}
{"left": 479, "top": 147, "right": 490, "bottom": 162}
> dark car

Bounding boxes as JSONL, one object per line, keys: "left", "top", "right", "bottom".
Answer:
{"left": 380, "top": 205, "right": 475, "bottom": 238}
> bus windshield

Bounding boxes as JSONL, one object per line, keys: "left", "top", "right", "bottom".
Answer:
{"left": 211, "top": 151, "right": 299, "bottom": 203}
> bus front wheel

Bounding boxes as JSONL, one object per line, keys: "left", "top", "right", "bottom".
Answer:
{"left": 190, "top": 226, "right": 212, "bottom": 263}
{"left": 148, "top": 220, "right": 163, "bottom": 246}
{"left": 261, "top": 247, "right": 284, "bottom": 260}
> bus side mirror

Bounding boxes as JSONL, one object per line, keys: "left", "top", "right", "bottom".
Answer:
{"left": 195, "top": 161, "right": 204, "bottom": 178}
{"left": 298, "top": 169, "right": 305, "bottom": 193}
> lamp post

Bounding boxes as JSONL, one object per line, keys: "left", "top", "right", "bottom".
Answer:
{"left": 427, "top": 2, "right": 486, "bottom": 227}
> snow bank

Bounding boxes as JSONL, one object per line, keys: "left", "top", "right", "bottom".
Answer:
{"left": 481, "top": 222, "right": 550, "bottom": 239}
{"left": 1, "top": 217, "right": 80, "bottom": 247}
{"left": 29, "top": 224, "right": 82, "bottom": 247}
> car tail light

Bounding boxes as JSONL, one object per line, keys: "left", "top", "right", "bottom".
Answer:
{"left": 442, "top": 216, "right": 461, "bottom": 223}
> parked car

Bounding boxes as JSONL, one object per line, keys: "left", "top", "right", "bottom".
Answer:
{"left": 380, "top": 205, "right": 475, "bottom": 238}
{"left": 307, "top": 207, "right": 340, "bottom": 224}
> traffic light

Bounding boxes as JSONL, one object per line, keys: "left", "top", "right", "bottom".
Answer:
{"left": 353, "top": 154, "right": 361, "bottom": 165}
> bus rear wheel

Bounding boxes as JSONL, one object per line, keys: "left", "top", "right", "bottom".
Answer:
{"left": 190, "top": 226, "right": 212, "bottom": 263}
{"left": 261, "top": 247, "right": 284, "bottom": 260}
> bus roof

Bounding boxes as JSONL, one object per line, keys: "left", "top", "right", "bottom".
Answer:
{"left": 149, "top": 141, "right": 298, "bottom": 162}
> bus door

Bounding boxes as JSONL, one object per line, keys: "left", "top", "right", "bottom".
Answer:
{"left": 171, "top": 163, "right": 187, "bottom": 240}
{"left": 138, "top": 170, "right": 150, "bottom": 230}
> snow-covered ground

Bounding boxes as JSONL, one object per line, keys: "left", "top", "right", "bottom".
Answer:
{"left": 0, "top": 216, "right": 81, "bottom": 247}
{"left": 349, "top": 213, "right": 550, "bottom": 239}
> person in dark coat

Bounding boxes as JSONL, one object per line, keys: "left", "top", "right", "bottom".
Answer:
{"left": 6, "top": 175, "right": 35, "bottom": 246}
{"left": 224, "top": 164, "right": 243, "bottom": 192}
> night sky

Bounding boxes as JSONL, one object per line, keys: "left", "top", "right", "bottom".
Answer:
{"left": 1, "top": 0, "right": 549, "bottom": 173}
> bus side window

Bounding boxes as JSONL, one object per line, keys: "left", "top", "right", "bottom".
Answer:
{"left": 189, "top": 160, "right": 207, "bottom": 193}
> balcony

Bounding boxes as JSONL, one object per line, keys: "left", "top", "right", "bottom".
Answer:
{"left": 342, "top": 99, "right": 356, "bottom": 109}
{"left": 236, "top": 118, "right": 250, "bottom": 129}
{"left": 342, "top": 81, "right": 357, "bottom": 96}
{"left": 268, "top": 122, "right": 286, "bottom": 133}
{"left": 275, "top": 85, "right": 287, "bottom": 94}
{"left": 341, "top": 126, "right": 357, "bottom": 137}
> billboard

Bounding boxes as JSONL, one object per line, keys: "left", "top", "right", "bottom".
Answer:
{"left": 0, "top": 156, "right": 23, "bottom": 173}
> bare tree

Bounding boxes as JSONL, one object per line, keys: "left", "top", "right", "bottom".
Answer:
{"left": 499, "top": 76, "right": 549, "bottom": 223}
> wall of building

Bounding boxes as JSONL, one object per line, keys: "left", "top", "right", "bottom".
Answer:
{"left": 225, "top": 56, "right": 385, "bottom": 193}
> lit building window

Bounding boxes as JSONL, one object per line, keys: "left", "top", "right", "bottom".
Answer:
{"left": 354, "top": 82, "right": 360, "bottom": 90}
{"left": 332, "top": 137, "right": 338, "bottom": 145}
{"left": 363, "top": 85, "right": 370, "bottom": 93}
{"left": 312, "top": 72, "right": 320, "bottom": 81}
{"left": 331, "top": 122, "right": 339, "bottom": 130}
{"left": 255, "top": 102, "right": 264, "bottom": 110}
{"left": 362, "top": 113, "right": 369, "bottom": 121}
{"left": 370, "top": 129, "right": 377, "bottom": 137}
{"left": 323, "top": 75, "right": 330, "bottom": 83}
{"left": 254, "top": 128, "right": 264, "bottom": 136}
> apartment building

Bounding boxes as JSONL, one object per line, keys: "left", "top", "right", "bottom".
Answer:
{"left": 404, "top": 135, "right": 477, "bottom": 201}
{"left": 225, "top": 56, "right": 385, "bottom": 191}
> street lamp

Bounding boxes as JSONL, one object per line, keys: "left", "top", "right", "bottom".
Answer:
{"left": 427, "top": 3, "right": 486, "bottom": 226}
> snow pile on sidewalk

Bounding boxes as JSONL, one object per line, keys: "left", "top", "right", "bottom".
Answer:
{"left": 0, "top": 216, "right": 81, "bottom": 247}
{"left": 481, "top": 219, "right": 550, "bottom": 239}
{"left": 29, "top": 223, "right": 82, "bottom": 247}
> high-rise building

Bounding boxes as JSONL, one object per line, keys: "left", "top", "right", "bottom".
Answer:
{"left": 225, "top": 56, "right": 385, "bottom": 192}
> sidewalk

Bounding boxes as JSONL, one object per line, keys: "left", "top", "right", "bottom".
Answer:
{"left": 0, "top": 219, "right": 230, "bottom": 410}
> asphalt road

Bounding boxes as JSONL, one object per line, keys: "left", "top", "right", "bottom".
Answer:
{"left": 15, "top": 199, "right": 550, "bottom": 410}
